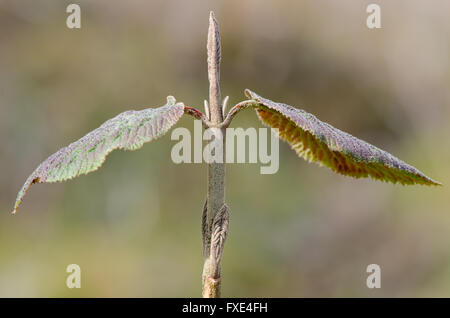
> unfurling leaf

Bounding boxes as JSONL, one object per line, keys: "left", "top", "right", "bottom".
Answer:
{"left": 201, "top": 198, "right": 210, "bottom": 258}
{"left": 12, "top": 96, "right": 185, "bottom": 214}
{"left": 245, "top": 89, "right": 440, "bottom": 186}
{"left": 210, "top": 204, "right": 230, "bottom": 267}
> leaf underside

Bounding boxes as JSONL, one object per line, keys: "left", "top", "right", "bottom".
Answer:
{"left": 13, "top": 96, "right": 185, "bottom": 214}
{"left": 245, "top": 89, "right": 440, "bottom": 186}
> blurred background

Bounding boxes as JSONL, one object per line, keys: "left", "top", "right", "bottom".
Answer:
{"left": 0, "top": 0, "right": 449, "bottom": 297}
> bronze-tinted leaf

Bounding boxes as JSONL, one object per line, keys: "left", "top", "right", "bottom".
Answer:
{"left": 12, "top": 96, "right": 185, "bottom": 214}
{"left": 245, "top": 89, "right": 440, "bottom": 186}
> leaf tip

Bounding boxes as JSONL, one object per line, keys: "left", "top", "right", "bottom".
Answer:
{"left": 166, "top": 96, "right": 177, "bottom": 105}
{"left": 431, "top": 180, "right": 443, "bottom": 186}
{"left": 417, "top": 174, "right": 442, "bottom": 186}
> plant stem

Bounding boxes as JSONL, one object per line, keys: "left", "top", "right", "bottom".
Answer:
{"left": 202, "top": 11, "right": 228, "bottom": 298}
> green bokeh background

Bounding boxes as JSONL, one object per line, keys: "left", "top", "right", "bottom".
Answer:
{"left": 0, "top": 0, "right": 449, "bottom": 297}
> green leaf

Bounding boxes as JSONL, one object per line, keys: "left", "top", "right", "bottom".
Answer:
{"left": 12, "top": 96, "right": 185, "bottom": 214}
{"left": 245, "top": 89, "right": 440, "bottom": 186}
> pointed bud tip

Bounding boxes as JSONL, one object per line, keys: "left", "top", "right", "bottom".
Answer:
{"left": 209, "top": 11, "right": 218, "bottom": 28}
